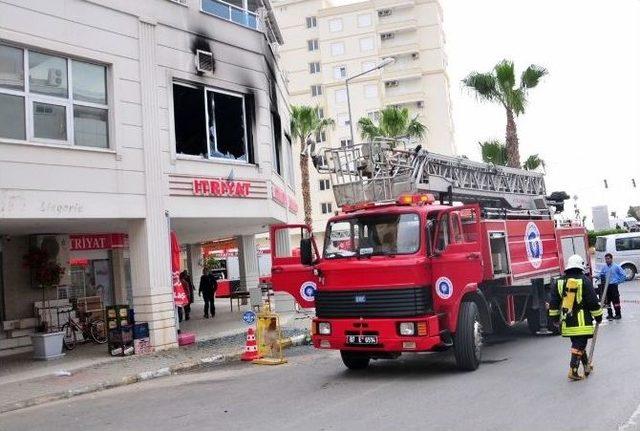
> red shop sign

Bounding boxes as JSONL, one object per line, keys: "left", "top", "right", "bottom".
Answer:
{"left": 193, "top": 178, "right": 251, "bottom": 197}
{"left": 70, "top": 234, "right": 127, "bottom": 251}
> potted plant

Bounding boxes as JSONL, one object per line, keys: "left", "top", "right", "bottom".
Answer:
{"left": 23, "top": 246, "right": 66, "bottom": 360}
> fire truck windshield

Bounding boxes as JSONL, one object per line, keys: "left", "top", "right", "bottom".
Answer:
{"left": 324, "top": 213, "right": 420, "bottom": 258}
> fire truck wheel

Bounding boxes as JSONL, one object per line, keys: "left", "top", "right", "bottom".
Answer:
{"left": 340, "top": 351, "right": 371, "bottom": 370}
{"left": 454, "top": 301, "right": 482, "bottom": 371}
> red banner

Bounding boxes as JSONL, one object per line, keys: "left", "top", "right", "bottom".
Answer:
{"left": 171, "top": 231, "right": 189, "bottom": 308}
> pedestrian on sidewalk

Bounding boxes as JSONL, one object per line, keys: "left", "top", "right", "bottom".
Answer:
{"left": 549, "top": 255, "right": 603, "bottom": 381}
{"left": 199, "top": 269, "right": 218, "bottom": 319}
{"left": 598, "top": 253, "right": 627, "bottom": 320}
{"left": 180, "top": 270, "right": 195, "bottom": 321}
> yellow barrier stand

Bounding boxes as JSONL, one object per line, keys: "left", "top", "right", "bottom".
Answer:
{"left": 253, "top": 303, "right": 287, "bottom": 366}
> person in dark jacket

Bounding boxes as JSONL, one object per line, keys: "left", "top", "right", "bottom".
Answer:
{"left": 179, "top": 270, "right": 195, "bottom": 321}
{"left": 198, "top": 269, "right": 218, "bottom": 318}
{"left": 549, "top": 255, "right": 604, "bottom": 381}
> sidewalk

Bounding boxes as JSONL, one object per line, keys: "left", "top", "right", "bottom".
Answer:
{"left": 0, "top": 304, "right": 312, "bottom": 415}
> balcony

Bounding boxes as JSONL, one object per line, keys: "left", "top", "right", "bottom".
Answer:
{"left": 380, "top": 42, "right": 420, "bottom": 58}
{"left": 384, "top": 90, "right": 426, "bottom": 107}
{"left": 382, "top": 66, "right": 422, "bottom": 82}
{"left": 375, "top": 0, "right": 415, "bottom": 12}
{"left": 202, "top": 0, "right": 259, "bottom": 30}
{"left": 377, "top": 19, "right": 418, "bottom": 35}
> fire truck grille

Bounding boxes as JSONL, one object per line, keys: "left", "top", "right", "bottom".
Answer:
{"left": 315, "top": 287, "right": 432, "bottom": 318}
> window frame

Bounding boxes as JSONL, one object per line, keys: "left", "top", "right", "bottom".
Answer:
{"left": 329, "top": 18, "right": 343, "bottom": 32}
{"left": 309, "top": 62, "right": 321, "bottom": 74}
{"left": 364, "top": 83, "right": 378, "bottom": 99}
{"left": 306, "top": 16, "right": 317, "bottom": 28}
{"left": 321, "top": 202, "right": 333, "bottom": 214}
{"left": 0, "top": 44, "right": 111, "bottom": 149}
{"left": 357, "top": 13, "right": 372, "bottom": 28}
{"left": 359, "top": 37, "right": 375, "bottom": 52}
{"left": 307, "top": 39, "right": 319, "bottom": 51}
{"left": 311, "top": 85, "right": 323, "bottom": 97}
{"left": 334, "top": 65, "right": 347, "bottom": 80}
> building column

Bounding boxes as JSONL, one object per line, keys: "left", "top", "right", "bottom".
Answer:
{"left": 237, "top": 235, "right": 259, "bottom": 291}
{"left": 129, "top": 17, "right": 177, "bottom": 351}
{"left": 111, "top": 249, "right": 128, "bottom": 305}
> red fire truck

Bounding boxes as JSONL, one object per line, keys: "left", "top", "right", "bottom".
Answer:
{"left": 270, "top": 142, "right": 588, "bottom": 370}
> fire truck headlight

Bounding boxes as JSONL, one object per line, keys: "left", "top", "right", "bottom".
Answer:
{"left": 399, "top": 322, "right": 416, "bottom": 336}
{"left": 318, "top": 322, "right": 332, "bottom": 335}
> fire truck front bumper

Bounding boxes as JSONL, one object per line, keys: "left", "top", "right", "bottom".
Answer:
{"left": 311, "top": 315, "right": 443, "bottom": 353}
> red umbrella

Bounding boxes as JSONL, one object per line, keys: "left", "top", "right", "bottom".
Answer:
{"left": 170, "top": 231, "right": 189, "bottom": 307}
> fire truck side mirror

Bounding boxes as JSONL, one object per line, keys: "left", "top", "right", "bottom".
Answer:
{"left": 300, "top": 238, "right": 314, "bottom": 266}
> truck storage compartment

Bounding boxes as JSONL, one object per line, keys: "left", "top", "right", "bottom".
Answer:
{"left": 489, "top": 232, "right": 509, "bottom": 276}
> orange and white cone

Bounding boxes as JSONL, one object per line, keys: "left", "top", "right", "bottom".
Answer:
{"left": 241, "top": 327, "right": 262, "bottom": 361}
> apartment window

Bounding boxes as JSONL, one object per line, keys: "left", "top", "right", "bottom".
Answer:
{"left": 360, "top": 37, "right": 374, "bottom": 52}
{"left": 0, "top": 44, "right": 109, "bottom": 148}
{"left": 309, "top": 62, "right": 321, "bottom": 74}
{"left": 319, "top": 179, "right": 331, "bottom": 190}
{"left": 321, "top": 202, "right": 333, "bottom": 214}
{"left": 334, "top": 65, "right": 347, "bottom": 80}
{"left": 272, "top": 111, "right": 283, "bottom": 175}
{"left": 316, "top": 107, "right": 324, "bottom": 118}
{"left": 340, "top": 138, "right": 352, "bottom": 148}
{"left": 362, "top": 60, "right": 376, "bottom": 72}
{"left": 307, "top": 39, "right": 319, "bottom": 51}
{"left": 364, "top": 84, "right": 378, "bottom": 99}
{"left": 202, "top": 0, "right": 259, "bottom": 30}
{"left": 329, "top": 18, "right": 343, "bottom": 32}
{"left": 357, "top": 14, "right": 372, "bottom": 27}
{"left": 334, "top": 88, "right": 347, "bottom": 104}
{"left": 318, "top": 155, "right": 328, "bottom": 167}
{"left": 311, "top": 85, "right": 323, "bottom": 97}
{"left": 315, "top": 130, "right": 326, "bottom": 142}
{"left": 367, "top": 110, "right": 381, "bottom": 122}
{"left": 337, "top": 113, "right": 349, "bottom": 127}
{"left": 330, "top": 42, "right": 345, "bottom": 57}
{"left": 306, "top": 16, "right": 317, "bottom": 28}
{"left": 173, "top": 82, "right": 254, "bottom": 162}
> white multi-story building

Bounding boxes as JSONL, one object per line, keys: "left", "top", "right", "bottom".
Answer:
{"left": 274, "top": 0, "right": 455, "bottom": 237}
{"left": 0, "top": 0, "right": 298, "bottom": 355}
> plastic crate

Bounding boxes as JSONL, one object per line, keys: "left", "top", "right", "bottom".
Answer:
{"left": 133, "top": 323, "right": 149, "bottom": 339}
{"left": 108, "top": 325, "right": 133, "bottom": 344}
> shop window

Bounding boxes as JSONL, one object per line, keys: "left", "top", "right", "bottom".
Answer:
{"left": 0, "top": 44, "right": 109, "bottom": 147}
{"left": 173, "top": 82, "right": 254, "bottom": 163}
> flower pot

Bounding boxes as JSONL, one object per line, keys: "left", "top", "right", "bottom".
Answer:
{"left": 31, "top": 331, "right": 65, "bottom": 361}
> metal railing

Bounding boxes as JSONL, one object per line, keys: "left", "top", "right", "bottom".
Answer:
{"left": 202, "top": 0, "right": 259, "bottom": 30}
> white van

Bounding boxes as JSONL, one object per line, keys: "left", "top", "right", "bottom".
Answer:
{"left": 594, "top": 233, "right": 640, "bottom": 281}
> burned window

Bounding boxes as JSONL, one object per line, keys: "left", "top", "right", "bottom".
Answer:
{"left": 173, "top": 83, "right": 207, "bottom": 156}
{"left": 173, "top": 82, "right": 253, "bottom": 163}
{"left": 272, "top": 111, "right": 283, "bottom": 175}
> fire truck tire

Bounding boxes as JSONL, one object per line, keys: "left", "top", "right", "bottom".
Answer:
{"left": 340, "top": 351, "right": 370, "bottom": 370}
{"left": 454, "top": 301, "right": 482, "bottom": 371}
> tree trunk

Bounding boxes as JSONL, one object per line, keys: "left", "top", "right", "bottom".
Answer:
{"left": 505, "top": 108, "right": 521, "bottom": 168}
{"left": 299, "top": 152, "right": 313, "bottom": 228}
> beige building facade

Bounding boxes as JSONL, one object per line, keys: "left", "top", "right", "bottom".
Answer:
{"left": 274, "top": 0, "right": 455, "bottom": 237}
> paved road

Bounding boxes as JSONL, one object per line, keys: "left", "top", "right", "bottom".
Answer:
{"left": 3, "top": 281, "right": 640, "bottom": 431}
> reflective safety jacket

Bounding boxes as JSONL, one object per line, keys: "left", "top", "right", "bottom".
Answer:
{"left": 549, "top": 275, "right": 603, "bottom": 337}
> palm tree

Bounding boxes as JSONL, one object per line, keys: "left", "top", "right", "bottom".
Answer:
{"left": 478, "top": 140, "right": 545, "bottom": 172}
{"left": 463, "top": 60, "right": 548, "bottom": 168}
{"left": 290, "top": 105, "right": 335, "bottom": 227}
{"left": 478, "top": 140, "right": 507, "bottom": 166}
{"left": 522, "top": 154, "right": 546, "bottom": 172}
{"left": 357, "top": 106, "right": 426, "bottom": 144}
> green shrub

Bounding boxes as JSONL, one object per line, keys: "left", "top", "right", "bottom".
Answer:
{"left": 587, "top": 229, "right": 626, "bottom": 247}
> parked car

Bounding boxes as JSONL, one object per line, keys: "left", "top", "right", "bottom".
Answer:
{"left": 594, "top": 233, "right": 640, "bottom": 281}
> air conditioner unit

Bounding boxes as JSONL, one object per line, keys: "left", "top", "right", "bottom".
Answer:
{"left": 195, "top": 50, "right": 215, "bottom": 74}
{"left": 385, "top": 80, "right": 399, "bottom": 88}
{"left": 416, "top": 101, "right": 424, "bottom": 108}
{"left": 47, "top": 68, "right": 62, "bottom": 86}
{"left": 381, "top": 32, "right": 395, "bottom": 41}
{"left": 411, "top": 52, "right": 420, "bottom": 60}
{"left": 378, "top": 8, "right": 392, "bottom": 17}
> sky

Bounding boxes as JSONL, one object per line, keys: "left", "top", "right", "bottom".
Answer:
{"left": 441, "top": 0, "right": 640, "bottom": 226}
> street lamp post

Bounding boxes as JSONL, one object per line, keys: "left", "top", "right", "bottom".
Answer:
{"left": 345, "top": 57, "right": 395, "bottom": 146}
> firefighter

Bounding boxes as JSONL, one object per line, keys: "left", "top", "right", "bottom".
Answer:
{"left": 549, "top": 255, "right": 603, "bottom": 381}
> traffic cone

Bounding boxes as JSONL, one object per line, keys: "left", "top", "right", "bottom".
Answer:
{"left": 241, "top": 327, "right": 262, "bottom": 361}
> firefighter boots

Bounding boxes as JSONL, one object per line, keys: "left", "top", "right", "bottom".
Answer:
{"left": 580, "top": 351, "right": 592, "bottom": 377}
{"left": 568, "top": 349, "right": 584, "bottom": 381}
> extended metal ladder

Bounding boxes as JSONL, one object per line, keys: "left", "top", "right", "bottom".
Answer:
{"left": 315, "top": 139, "right": 555, "bottom": 215}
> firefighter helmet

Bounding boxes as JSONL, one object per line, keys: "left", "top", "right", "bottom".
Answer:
{"left": 565, "top": 254, "right": 586, "bottom": 272}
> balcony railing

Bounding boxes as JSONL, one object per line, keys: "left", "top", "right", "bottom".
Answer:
{"left": 202, "top": 0, "right": 259, "bottom": 30}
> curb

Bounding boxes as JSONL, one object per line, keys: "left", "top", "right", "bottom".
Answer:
{"left": 0, "top": 334, "right": 310, "bottom": 415}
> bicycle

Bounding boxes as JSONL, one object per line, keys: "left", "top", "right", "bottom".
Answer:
{"left": 57, "top": 307, "right": 108, "bottom": 350}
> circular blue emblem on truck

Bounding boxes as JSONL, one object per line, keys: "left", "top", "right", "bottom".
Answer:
{"left": 300, "top": 281, "right": 317, "bottom": 302}
{"left": 242, "top": 310, "right": 256, "bottom": 325}
{"left": 525, "top": 222, "right": 543, "bottom": 269}
{"left": 435, "top": 277, "right": 453, "bottom": 300}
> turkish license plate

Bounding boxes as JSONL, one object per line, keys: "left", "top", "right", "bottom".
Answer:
{"left": 346, "top": 335, "right": 378, "bottom": 345}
